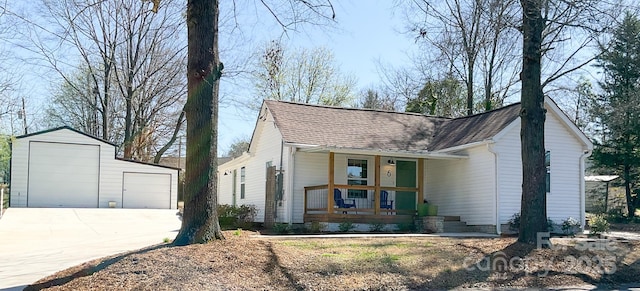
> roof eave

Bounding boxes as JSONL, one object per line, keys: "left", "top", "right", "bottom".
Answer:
{"left": 293, "top": 145, "right": 468, "bottom": 159}
{"left": 432, "top": 139, "right": 494, "bottom": 154}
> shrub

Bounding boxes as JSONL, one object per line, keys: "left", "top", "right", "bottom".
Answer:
{"left": 588, "top": 214, "right": 610, "bottom": 236}
{"left": 508, "top": 212, "right": 555, "bottom": 233}
{"left": 508, "top": 213, "right": 521, "bottom": 232}
{"left": 308, "top": 221, "right": 327, "bottom": 233}
{"left": 216, "top": 204, "right": 257, "bottom": 229}
{"left": 272, "top": 223, "right": 291, "bottom": 234}
{"left": 338, "top": 221, "right": 356, "bottom": 232}
{"left": 396, "top": 222, "right": 417, "bottom": 233}
{"left": 561, "top": 217, "right": 581, "bottom": 236}
{"left": 369, "top": 222, "right": 386, "bottom": 232}
{"left": 605, "top": 209, "right": 627, "bottom": 223}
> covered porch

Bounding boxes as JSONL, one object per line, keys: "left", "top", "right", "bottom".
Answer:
{"left": 301, "top": 151, "right": 464, "bottom": 225}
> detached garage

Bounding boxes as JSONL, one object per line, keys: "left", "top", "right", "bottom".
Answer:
{"left": 10, "top": 126, "right": 179, "bottom": 209}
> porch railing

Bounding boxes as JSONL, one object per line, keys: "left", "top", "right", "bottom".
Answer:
{"left": 304, "top": 184, "right": 419, "bottom": 222}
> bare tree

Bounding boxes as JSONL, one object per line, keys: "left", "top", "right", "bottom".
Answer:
{"left": 0, "top": 3, "right": 24, "bottom": 134}
{"left": 174, "top": 0, "right": 336, "bottom": 245}
{"left": 33, "top": 0, "right": 186, "bottom": 160}
{"left": 111, "top": 0, "right": 186, "bottom": 159}
{"left": 406, "top": 0, "right": 521, "bottom": 115}
{"left": 251, "top": 40, "right": 355, "bottom": 109}
{"left": 479, "top": 0, "right": 520, "bottom": 110}
{"left": 357, "top": 88, "right": 399, "bottom": 111}
{"left": 406, "top": 74, "right": 467, "bottom": 117}
{"left": 518, "top": 0, "right": 547, "bottom": 245}
{"left": 225, "top": 136, "right": 250, "bottom": 159}
{"left": 44, "top": 68, "right": 104, "bottom": 136}
{"left": 518, "top": 0, "right": 618, "bottom": 244}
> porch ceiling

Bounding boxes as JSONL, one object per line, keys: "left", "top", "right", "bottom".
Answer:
{"left": 290, "top": 144, "right": 468, "bottom": 160}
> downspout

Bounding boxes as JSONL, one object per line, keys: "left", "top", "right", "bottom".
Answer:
{"left": 488, "top": 142, "right": 501, "bottom": 235}
{"left": 579, "top": 149, "right": 592, "bottom": 230}
{"left": 275, "top": 140, "right": 284, "bottom": 220}
{"left": 287, "top": 146, "right": 296, "bottom": 224}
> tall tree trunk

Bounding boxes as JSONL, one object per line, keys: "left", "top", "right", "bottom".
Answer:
{"left": 467, "top": 62, "right": 474, "bottom": 116}
{"left": 124, "top": 91, "right": 133, "bottom": 159}
{"left": 519, "top": 0, "right": 547, "bottom": 244}
{"left": 624, "top": 164, "right": 635, "bottom": 218}
{"left": 173, "top": 0, "right": 224, "bottom": 245}
{"left": 102, "top": 91, "right": 109, "bottom": 141}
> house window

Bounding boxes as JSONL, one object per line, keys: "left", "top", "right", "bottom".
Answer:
{"left": 240, "top": 166, "right": 246, "bottom": 199}
{"left": 545, "top": 151, "right": 550, "bottom": 193}
{"left": 347, "top": 159, "right": 368, "bottom": 199}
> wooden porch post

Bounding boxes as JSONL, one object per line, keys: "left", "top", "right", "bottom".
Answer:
{"left": 328, "top": 152, "right": 335, "bottom": 213}
{"left": 374, "top": 155, "right": 381, "bottom": 215}
{"left": 418, "top": 158, "right": 425, "bottom": 205}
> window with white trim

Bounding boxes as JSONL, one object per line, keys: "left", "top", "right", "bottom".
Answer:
{"left": 347, "top": 159, "right": 368, "bottom": 199}
{"left": 240, "top": 166, "right": 246, "bottom": 199}
{"left": 545, "top": 151, "right": 550, "bottom": 193}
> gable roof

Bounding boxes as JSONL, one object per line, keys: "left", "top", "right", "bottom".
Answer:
{"left": 428, "top": 103, "right": 521, "bottom": 150}
{"left": 16, "top": 126, "right": 117, "bottom": 147}
{"left": 263, "top": 100, "right": 521, "bottom": 153}
{"left": 17, "top": 126, "right": 181, "bottom": 170}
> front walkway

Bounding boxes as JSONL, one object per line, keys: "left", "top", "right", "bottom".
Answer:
{"left": 0, "top": 208, "right": 181, "bottom": 290}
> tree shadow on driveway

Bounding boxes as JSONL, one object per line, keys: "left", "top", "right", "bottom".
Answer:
{"left": 24, "top": 244, "right": 170, "bottom": 291}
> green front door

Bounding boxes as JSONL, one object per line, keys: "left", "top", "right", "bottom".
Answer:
{"left": 395, "top": 160, "right": 416, "bottom": 214}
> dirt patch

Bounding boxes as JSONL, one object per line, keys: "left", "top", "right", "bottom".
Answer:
{"left": 28, "top": 231, "right": 640, "bottom": 290}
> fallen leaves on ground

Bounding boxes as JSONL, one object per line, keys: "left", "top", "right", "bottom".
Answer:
{"left": 27, "top": 231, "right": 640, "bottom": 290}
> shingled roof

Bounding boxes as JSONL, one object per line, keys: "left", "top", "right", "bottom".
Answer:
{"left": 263, "top": 100, "right": 521, "bottom": 153}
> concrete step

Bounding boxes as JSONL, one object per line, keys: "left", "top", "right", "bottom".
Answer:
{"left": 443, "top": 216, "right": 461, "bottom": 221}
{"left": 443, "top": 221, "right": 475, "bottom": 232}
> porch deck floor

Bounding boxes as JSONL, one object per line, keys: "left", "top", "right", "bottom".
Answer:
{"left": 253, "top": 232, "right": 500, "bottom": 239}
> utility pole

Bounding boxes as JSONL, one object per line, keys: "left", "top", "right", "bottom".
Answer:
{"left": 21, "top": 97, "right": 27, "bottom": 135}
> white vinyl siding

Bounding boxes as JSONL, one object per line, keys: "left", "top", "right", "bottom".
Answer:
{"left": 217, "top": 169, "right": 234, "bottom": 206}
{"left": 494, "top": 109, "right": 585, "bottom": 224}
{"left": 10, "top": 128, "right": 178, "bottom": 209}
{"left": 425, "top": 145, "right": 495, "bottom": 225}
{"left": 292, "top": 152, "right": 328, "bottom": 223}
{"left": 218, "top": 108, "right": 289, "bottom": 223}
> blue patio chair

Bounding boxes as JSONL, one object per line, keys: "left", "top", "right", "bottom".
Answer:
{"left": 334, "top": 189, "right": 356, "bottom": 213}
{"left": 380, "top": 190, "right": 394, "bottom": 213}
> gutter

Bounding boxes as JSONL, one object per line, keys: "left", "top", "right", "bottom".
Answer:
{"left": 579, "top": 149, "right": 592, "bottom": 229}
{"left": 487, "top": 142, "right": 501, "bottom": 235}
{"left": 432, "top": 140, "right": 492, "bottom": 154}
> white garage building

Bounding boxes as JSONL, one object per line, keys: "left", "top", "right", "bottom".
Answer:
{"left": 10, "top": 126, "right": 179, "bottom": 209}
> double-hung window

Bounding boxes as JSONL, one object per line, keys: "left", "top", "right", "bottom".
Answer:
{"left": 240, "top": 166, "right": 246, "bottom": 199}
{"left": 545, "top": 151, "right": 550, "bottom": 193}
{"left": 347, "top": 159, "right": 368, "bottom": 199}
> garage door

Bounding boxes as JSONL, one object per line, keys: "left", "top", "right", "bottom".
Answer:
{"left": 28, "top": 142, "right": 100, "bottom": 207}
{"left": 122, "top": 172, "right": 171, "bottom": 209}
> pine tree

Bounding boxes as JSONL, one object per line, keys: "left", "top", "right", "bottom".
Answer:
{"left": 592, "top": 12, "right": 640, "bottom": 218}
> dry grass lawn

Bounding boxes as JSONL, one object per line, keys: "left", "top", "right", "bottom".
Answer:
{"left": 27, "top": 231, "right": 640, "bottom": 290}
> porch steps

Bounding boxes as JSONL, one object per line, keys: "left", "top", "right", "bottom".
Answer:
{"left": 442, "top": 216, "right": 476, "bottom": 233}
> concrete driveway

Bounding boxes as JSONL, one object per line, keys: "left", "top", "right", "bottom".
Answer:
{"left": 0, "top": 208, "right": 181, "bottom": 290}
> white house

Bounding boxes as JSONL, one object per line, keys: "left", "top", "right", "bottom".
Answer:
{"left": 10, "top": 126, "right": 179, "bottom": 209}
{"left": 218, "top": 97, "right": 593, "bottom": 233}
